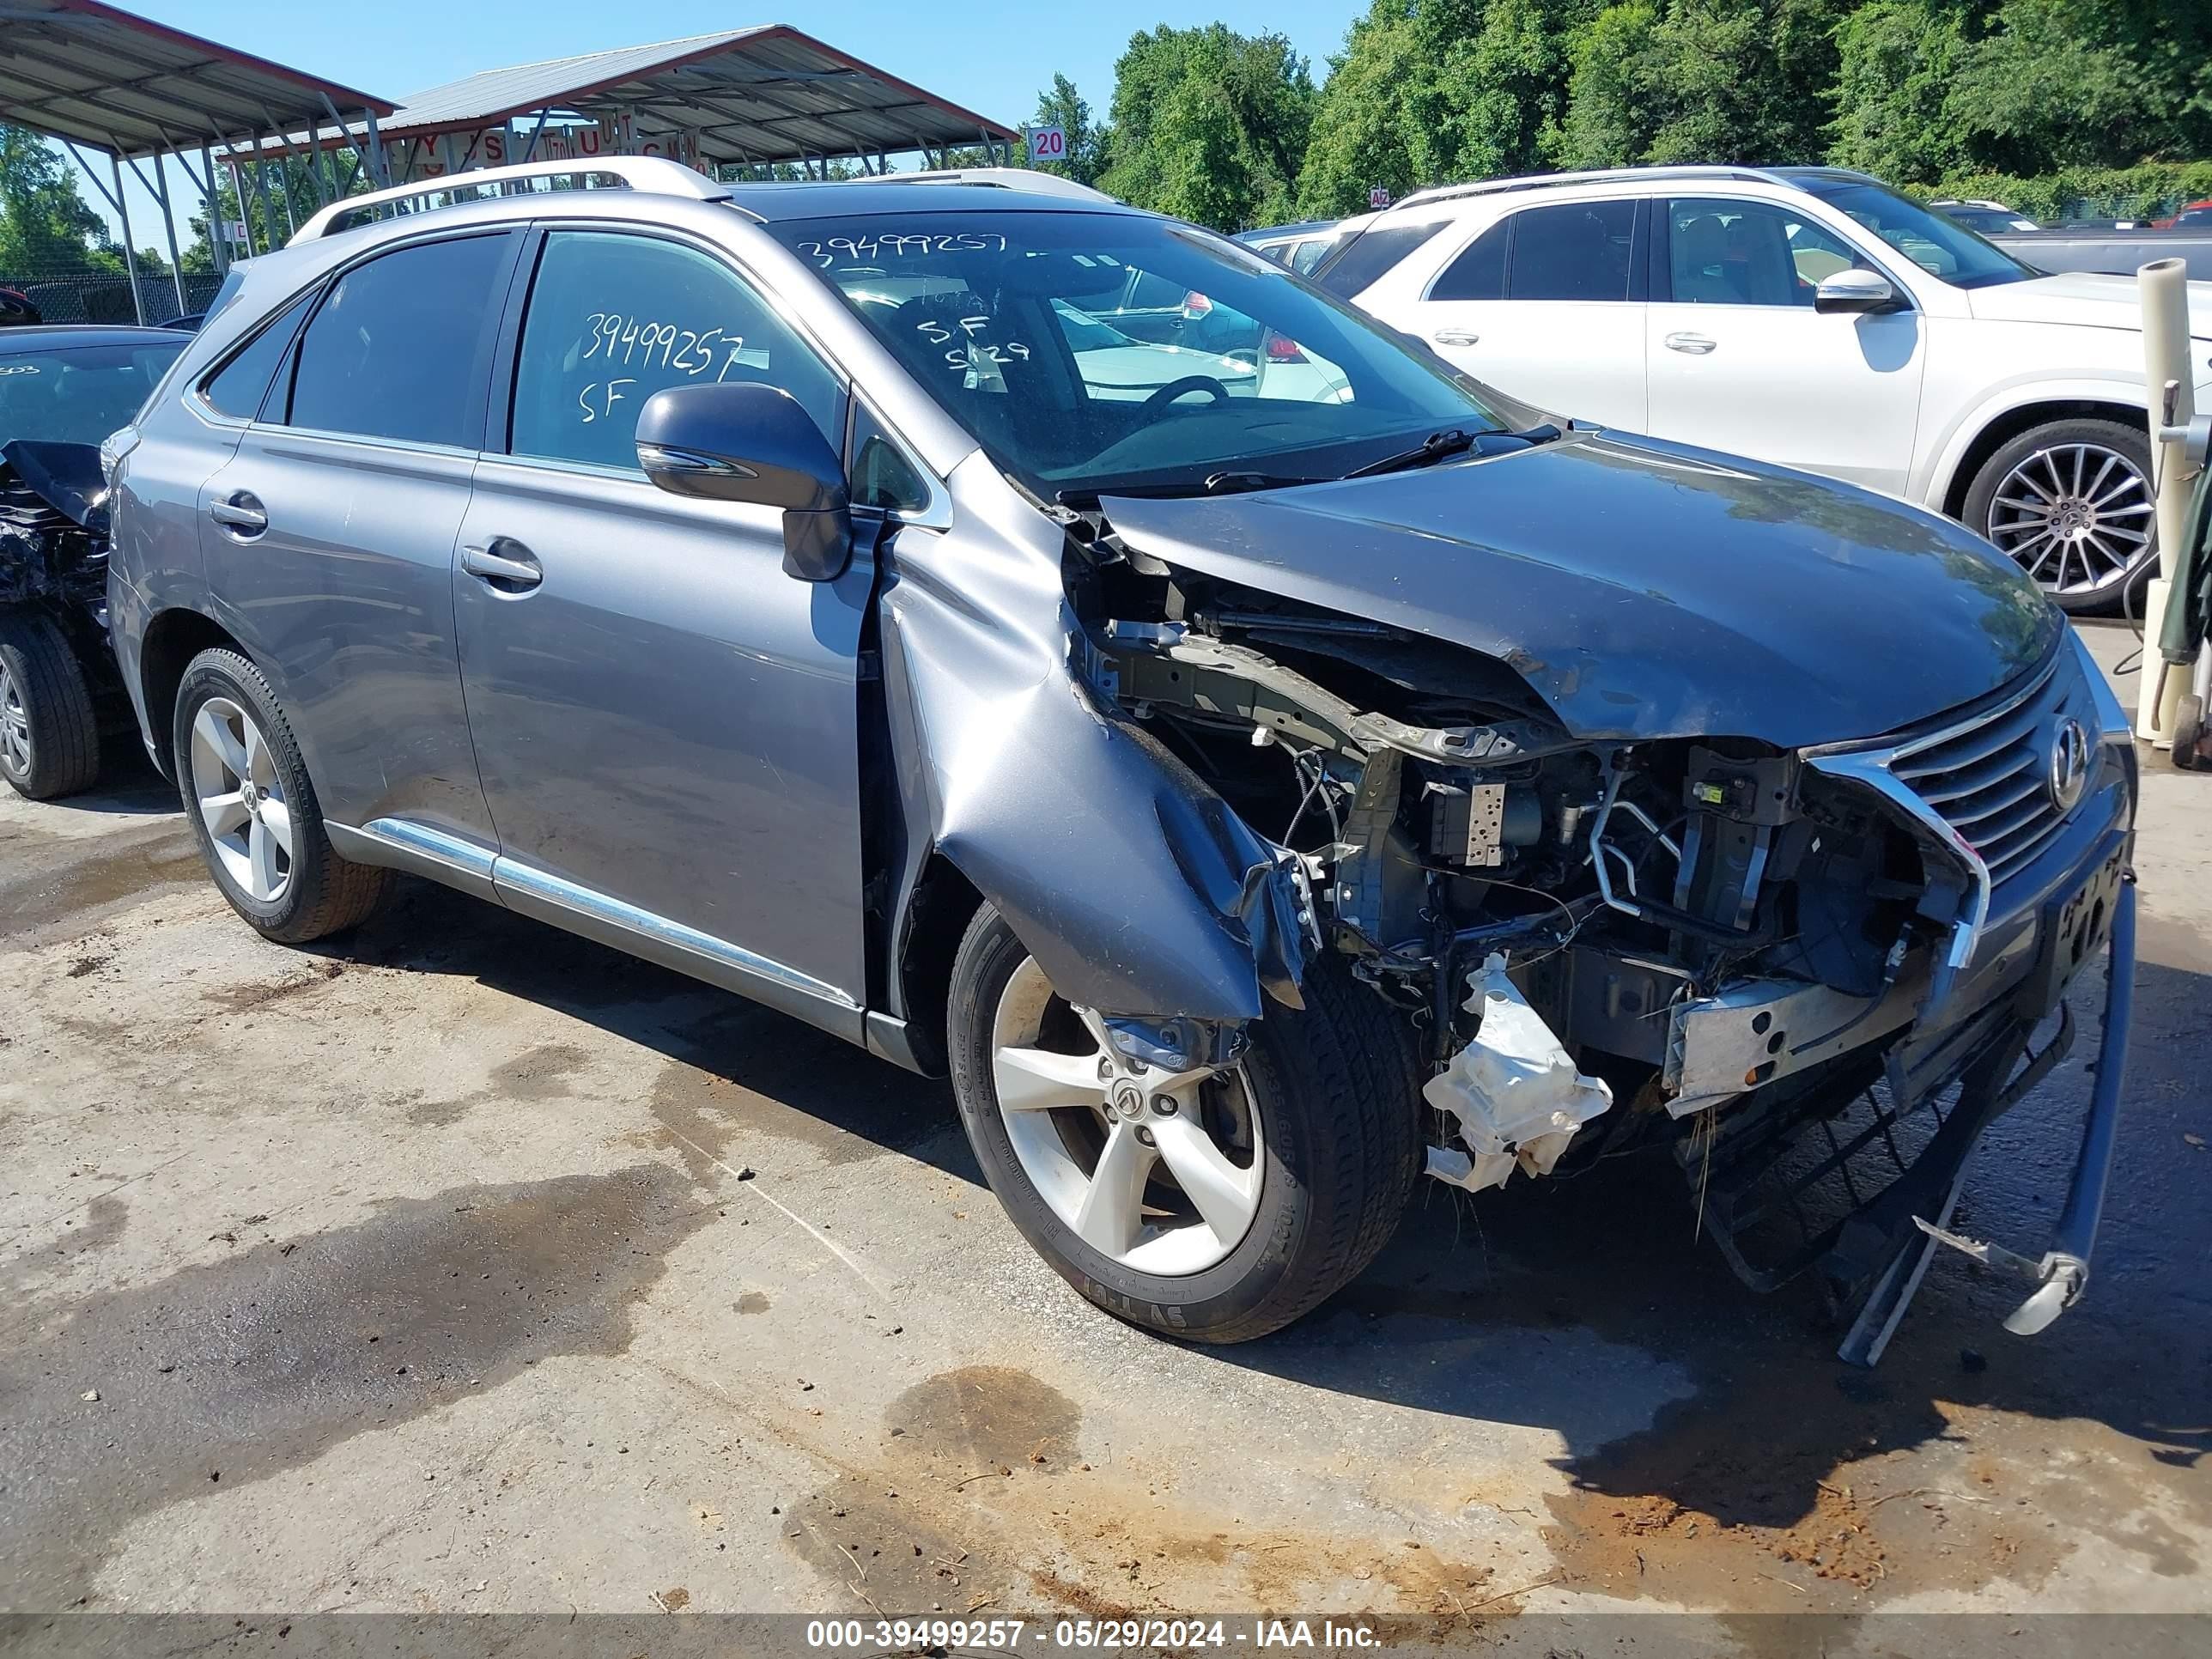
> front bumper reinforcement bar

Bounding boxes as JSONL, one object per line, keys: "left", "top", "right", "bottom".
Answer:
{"left": 1841, "top": 874, "right": 2137, "bottom": 1364}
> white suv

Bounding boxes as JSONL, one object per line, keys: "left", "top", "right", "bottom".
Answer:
{"left": 1328, "top": 165, "right": 2212, "bottom": 612}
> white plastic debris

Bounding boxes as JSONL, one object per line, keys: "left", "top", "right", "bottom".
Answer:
{"left": 1422, "top": 953, "right": 1613, "bottom": 1193}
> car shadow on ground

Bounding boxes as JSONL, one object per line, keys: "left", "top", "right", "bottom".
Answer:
{"left": 302, "top": 871, "right": 2209, "bottom": 1571}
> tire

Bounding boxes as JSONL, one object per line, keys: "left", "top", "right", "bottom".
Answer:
{"left": 2173, "top": 692, "right": 2206, "bottom": 772}
{"left": 172, "top": 647, "right": 386, "bottom": 943}
{"left": 947, "top": 903, "right": 1422, "bottom": 1343}
{"left": 1963, "top": 418, "right": 2157, "bottom": 616}
{"left": 0, "top": 609, "right": 100, "bottom": 800}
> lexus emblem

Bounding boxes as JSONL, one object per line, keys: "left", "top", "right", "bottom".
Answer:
{"left": 2047, "top": 717, "right": 2090, "bottom": 813}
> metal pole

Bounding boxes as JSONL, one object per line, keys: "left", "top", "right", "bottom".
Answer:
{"left": 2138, "top": 258, "right": 2194, "bottom": 744}
{"left": 196, "top": 144, "right": 229, "bottom": 274}
{"left": 106, "top": 154, "right": 145, "bottom": 324}
{"left": 155, "top": 155, "right": 187, "bottom": 312}
{"left": 121, "top": 143, "right": 189, "bottom": 313}
{"left": 362, "top": 110, "right": 390, "bottom": 189}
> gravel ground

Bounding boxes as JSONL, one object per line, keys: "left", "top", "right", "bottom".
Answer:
{"left": 1, "top": 623, "right": 2204, "bottom": 1635}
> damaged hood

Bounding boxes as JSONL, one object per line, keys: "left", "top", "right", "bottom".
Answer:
{"left": 1, "top": 440, "right": 107, "bottom": 532}
{"left": 1101, "top": 429, "right": 2063, "bottom": 748}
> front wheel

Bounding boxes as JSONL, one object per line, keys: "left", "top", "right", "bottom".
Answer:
{"left": 0, "top": 610, "right": 100, "bottom": 800}
{"left": 1964, "top": 418, "right": 2157, "bottom": 615}
{"left": 946, "top": 905, "right": 1421, "bottom": 1343}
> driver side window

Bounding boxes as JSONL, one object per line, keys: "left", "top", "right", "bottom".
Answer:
{"left": 509, "top": 231, "right": 842, "bottom": 471}
{"left": 1666, "top": 198, "right": 1865, "bottom": 307}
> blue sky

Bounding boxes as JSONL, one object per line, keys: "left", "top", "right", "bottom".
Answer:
{"left": 67, "top": 0, "right": 1366, "bottom": 253}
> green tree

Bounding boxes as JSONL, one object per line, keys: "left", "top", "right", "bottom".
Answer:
{"left": 1300, "top": 0, "right": 1597, "bottom": 216}
{"left": 1550, "top": 0, "right": 1852, "bottom": 170}
{"left": 0, "top": 125, "right": 119, "bottom": 275}
{"left": 1547, "top": 2, "right": 1661, "bottom": 168}
{"left": 1029, "top": 74, "right": 1108, "bottom": 186}
{"left": 1946, "top": 0, "right": 2166, "bottom": 173}
{"left": 1097, "top": 24, "right": 1316, "bottom": 228}
{"left": 1297, "top": 3, "right": 1436, "bottom": 214}
{"left": 1827, "top": 1, "right": 1972, "bottom": 183}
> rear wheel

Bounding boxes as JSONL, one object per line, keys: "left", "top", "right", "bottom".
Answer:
{"left": 0, "top": 610, "right": 100, "bottom": 800}
{"left": 946, "top": 905, "right": 1421, "bottom": 1342}
{"left": 173, "top": 647, "right": 386, "bottom": 943}
{"left": 1965, "top": 418, "right": 2156, "bottom": 615}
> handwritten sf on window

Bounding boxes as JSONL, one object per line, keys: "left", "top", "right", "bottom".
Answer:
{"left": 915, "top": 314, "right": 1030, "bottom": 374}
{"left": 574, "top": 313, "right": 748, "bottom": 423}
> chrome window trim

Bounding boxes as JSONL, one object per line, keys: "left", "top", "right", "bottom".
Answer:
{"left": 851, "top": 392, "right": 951, "bottom": 529}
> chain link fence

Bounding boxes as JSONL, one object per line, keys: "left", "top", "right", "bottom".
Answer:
{"left": 0, "top": 270, "right": 224, "bottom": 326}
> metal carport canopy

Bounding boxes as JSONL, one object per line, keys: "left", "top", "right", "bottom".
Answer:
{"left": 0, "top": 0, "right": 393, "bottom": 158}
{"left": 380, "top": 25, "right": 1016, "bottom": 167}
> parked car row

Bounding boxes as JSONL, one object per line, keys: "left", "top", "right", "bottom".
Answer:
{"left": 1249, "top": 165, "right": 2210, "bottom": 614}
{"left": 12, "top": 156, "right": 2125, "bottom": 1365}
{"left": 1, "top": 325, "right": 187, "bottom": 799}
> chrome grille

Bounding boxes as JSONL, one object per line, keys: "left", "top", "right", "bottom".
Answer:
{"left": 1890, "top": 659, "right": 2078, "bottom": 887}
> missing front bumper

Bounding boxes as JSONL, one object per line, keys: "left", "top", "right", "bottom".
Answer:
{"left": 1673, "top": 855, "right": 2135, "bottom": 1367}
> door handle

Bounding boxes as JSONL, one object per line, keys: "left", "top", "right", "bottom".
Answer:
{"left": 1664, "top": 332, "right": 1717, "bottom": 355}
{"left": 208, "top": 492, "right": 266, "bottom": 536}
{"left": 1432, "top": 328, "right": 1480, "bottom": 346}
{"left": 460, "top": 539, "right": 543, "bottom": 592}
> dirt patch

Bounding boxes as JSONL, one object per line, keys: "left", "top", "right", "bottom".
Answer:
{"left": 0, "top": 823, "right": 202, "bottom": 939}
{"left": 1, "top": 1164, "right": 708, "bottom": 1609}
{"left": 735, "top": 1291, "right": 771, "bottom": 1315}
{"left": 637, "top": 1012, "right": 952, "bottom": 1181}
{"left": 65, "top": 954, "right": 109, "bottom": 978}
{"left": 776, "top": 1364, "right": 1511, "bottom": 1623}
{"left": 405, "top": 1043, "right": 590, "bottom": 1127}
{"left": 3, "top": 1194, "right": 131, "bottom": 1300}
{"left": 201, "top": 959, "right": 345, "bottom": 1015}
{"left": 885, "top": 1365, "right": 1083, "bottom": 1475}
{"left": 1540, "top": 1375, "right": 2067, "bottom": 1608}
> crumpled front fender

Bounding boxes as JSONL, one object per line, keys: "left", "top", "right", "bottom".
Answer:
{"left": 877, "top": 459, "right": 1306, "bottom": 1024}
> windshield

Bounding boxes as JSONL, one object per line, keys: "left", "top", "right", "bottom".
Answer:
{"left": 1797, "top": 179, "right": 2036, "bottom": 289}
{"left": 0, "top": 340, "right": 185, "bottom": 451}
{"left": 770, "top": 210, "right": 1526, "bottom": 499}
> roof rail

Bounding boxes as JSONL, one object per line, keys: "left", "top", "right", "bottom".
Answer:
{"left": 870, "top": 167, "right": 1116, "bottom": 204}
{"left": 290, "top": 157, "right": 730, "bottom": 246}
{"left": 1392, "top": 164, "right": 1796, "bottom": 214}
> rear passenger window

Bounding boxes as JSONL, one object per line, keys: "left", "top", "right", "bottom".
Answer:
{"left": 1429, "top": 220, "right": 1510, "bottom": 301}
{"left": 202, "top": 290, "right": 313, "bottom": 420}
{"left": 286, "top": 235, "right": 509, "bottom": 446}
{"left": 508, "top": 231, "right": 842, "bottom": 472}
{"left": 1313, "top": 222, "right": 1449, "bottom": 298}
{"left": 1505, "top": 201, "right": 1636, "bottom": 302}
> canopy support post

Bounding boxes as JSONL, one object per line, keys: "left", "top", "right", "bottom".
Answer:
{"left": 118, "top": 141, "right": 189, "bottom": 313}
{"left": 110, "top": 153, "right": 145, "bottom": 324}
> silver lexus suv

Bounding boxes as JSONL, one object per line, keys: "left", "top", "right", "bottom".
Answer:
{"left": 106, "top": 160, "right": 2136, "bottom": 1359}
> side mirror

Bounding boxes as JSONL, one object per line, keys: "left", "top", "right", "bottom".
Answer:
{"left": 635, "top": 382, "right": 852, "bottom": 581}
{"left": 1814, "top": 269, "right": 1901, "bottom": 315}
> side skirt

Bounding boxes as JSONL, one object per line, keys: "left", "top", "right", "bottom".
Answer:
{"left": 328, "top": 817, "right": 902, "bottom": 1062}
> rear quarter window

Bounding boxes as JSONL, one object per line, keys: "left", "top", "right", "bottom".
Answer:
{"left": 1312, "top": 222, "right": 1449, "bottom": 298}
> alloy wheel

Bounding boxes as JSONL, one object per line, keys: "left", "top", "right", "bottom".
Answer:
{"left": 188, "top": 696, "right": 293, "bottom": 903}
{"left": 1984, "top": 441, "right": 2154, "bottom": 598}
{"left": 989, "top": 957, "right": 1264, "bottom": 1276}
{"left": 0, "top": 659, "right": 27, "bottom": 778}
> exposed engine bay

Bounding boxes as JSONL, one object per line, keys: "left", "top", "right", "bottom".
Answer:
{"left": 1061, "top": 505, "right": 2118, "bottom": 1355}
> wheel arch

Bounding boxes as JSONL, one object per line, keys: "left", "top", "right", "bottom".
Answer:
{"left": 135, "top": 608, "right": 250, "bottom": 780}
{"left": 1936, "top": 395, "right": 2150, "bottom": 521}
{"left": 884, "top": 850, "right": 985, "bottom": 1078}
